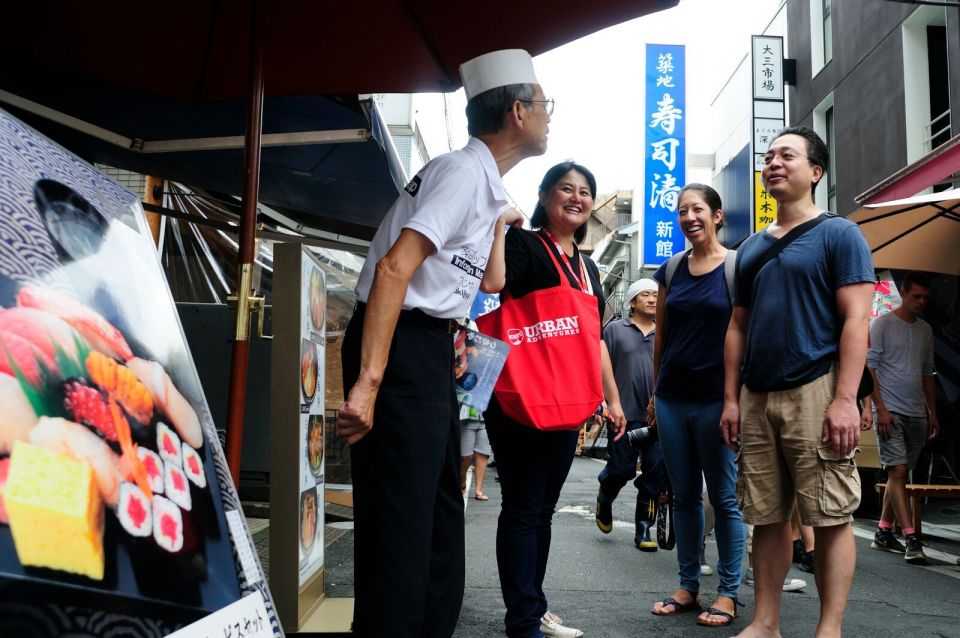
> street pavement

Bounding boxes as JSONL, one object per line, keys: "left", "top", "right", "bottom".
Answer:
{"left": 323, "top": 456, "right": 960, "bottom": 637}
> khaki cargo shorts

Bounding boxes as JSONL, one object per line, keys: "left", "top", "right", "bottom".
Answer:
{"left": 737, "top": 366, "right": 861, "bottom": 527}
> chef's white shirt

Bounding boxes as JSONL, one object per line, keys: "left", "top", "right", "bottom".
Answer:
{"left": 355, "top": 137, "right": 509, "bottom": 319}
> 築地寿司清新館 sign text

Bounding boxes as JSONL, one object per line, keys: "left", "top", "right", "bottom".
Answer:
{"left": 643, "top": 43, "right": 685, "bottom": 267}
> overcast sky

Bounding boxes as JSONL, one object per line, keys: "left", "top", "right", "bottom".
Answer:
{"left": 415, "top": 0, "right": 785, "bottom": 215}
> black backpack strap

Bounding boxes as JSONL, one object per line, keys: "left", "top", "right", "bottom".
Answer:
{"left": 663, "top": 248, "right": 691, "bottom": 293}
{"left": 741, "top": 212, "right": 835, "bottom": 303}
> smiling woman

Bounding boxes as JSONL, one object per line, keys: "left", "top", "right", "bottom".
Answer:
{"left": 477, "top": 160, "right": 626, "bottom": 638}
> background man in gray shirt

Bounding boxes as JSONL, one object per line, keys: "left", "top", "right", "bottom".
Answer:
{"left": 866, "top": 271, "right": 940, "bottom": 564}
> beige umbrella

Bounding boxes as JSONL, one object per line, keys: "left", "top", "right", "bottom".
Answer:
{"left": 849, "top": 188, "right": 960, "bottom": 276}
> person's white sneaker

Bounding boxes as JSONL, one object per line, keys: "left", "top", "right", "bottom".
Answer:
{"left": 540, "top": 611, "right": 584, "bottom": 638}
{"left": 782, "top": 577, "right": 806, "bottom": 592}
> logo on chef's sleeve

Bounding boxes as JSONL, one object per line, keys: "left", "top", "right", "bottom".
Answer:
{"left": 451, "top": 246, "right": 487, "bottom": 279}
{"left": 507, "top": 315, "right": 580, "bottom": 344}
{"left": 404, "top": 175, "right": 422, "bottom": 197}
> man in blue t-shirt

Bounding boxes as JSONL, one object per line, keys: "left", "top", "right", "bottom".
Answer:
{"left": 720, "top": 126, "right": 873, "bottom": 638}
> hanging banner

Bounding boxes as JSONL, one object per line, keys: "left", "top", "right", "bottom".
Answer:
{"left": 751, "top": 35, "right": 785, "bottom": 231}
{"left": 642, "top": 43, "right": 686, "bottom": 267}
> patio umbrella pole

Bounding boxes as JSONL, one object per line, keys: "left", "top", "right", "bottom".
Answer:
{"left": 225, "top": 0, "right": 265, "bottom": 488}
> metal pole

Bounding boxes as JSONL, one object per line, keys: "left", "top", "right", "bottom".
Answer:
{"left": 225, "top": 0, "right": 264, "bottom": 489}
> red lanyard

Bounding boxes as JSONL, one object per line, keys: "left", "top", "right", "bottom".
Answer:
{"left": 539, "top": 229, "right": 588, "bottom": 291}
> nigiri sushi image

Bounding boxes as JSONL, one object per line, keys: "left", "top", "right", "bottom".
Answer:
{"left": 126, "top": 357, "right": 203, "bottom": 449}
{"left": 156, "top": 422, "right": 182, "bottom": 468}
{"left": 17, "top": 285, "right": 133, "bottom": 362}
{"left": 137, "top": 447, "right": 165, "bottom": 495}
{"left": 0, "top": 372, "right": 37, "bottom": 455}
{"left": 152, "top": 494, "right": 183, "bottom": 553}
{"left": 85, "top": 351, "right": 154, "bottom": 425}
{"left": 28, "top": 416, "right": 124, "bottom": 508}
{"left": 164, "top": 461, "right": 191, "bottom": 512}
{"left": 117, "top": 481, "right": 151, "bottom": 538}
{"left": 0, "top": 330, "right": 57, "bottom": 386}
{"left": 0, "top": 307, "right": 82, "bottom": 363}
{"left": 181, "top": 443, "right": 206, "bottom": 489}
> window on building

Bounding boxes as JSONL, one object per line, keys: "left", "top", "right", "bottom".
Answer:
{"left": 809, "top": 0, "right": 830, "bottom": 75}
{"left": 825, "top": 106, "right": 836, "bottom": 212}
{"left": 812, "top": 94, "right": 834, "bottom": 210}
{"left": 822, "top": 0, "right": 832, "bottom": 64}
{"left": 903, "top": 6, "right": 950, "bottom": 167}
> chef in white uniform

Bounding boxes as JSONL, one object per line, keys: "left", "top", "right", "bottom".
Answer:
{"left": 339, "top": 49, "right": 551, "bottom": 638}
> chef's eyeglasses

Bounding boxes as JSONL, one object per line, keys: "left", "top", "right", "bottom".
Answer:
{"left": 520, "top": 98, "right": 555, "bottom": 116}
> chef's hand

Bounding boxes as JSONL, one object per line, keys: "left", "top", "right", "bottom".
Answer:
{"left": 338, "top": 379, "right": 378, "bottom": 444}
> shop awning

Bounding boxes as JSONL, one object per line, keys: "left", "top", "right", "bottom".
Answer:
{"left": 856, "top": 133, "right": 960, "bottom": 205}
{"left": 1, "top": 1, "right": 678, "bottom": 100}
{"left": 0, "top": 0, "right": 678, "bottom": 238}
{"left": 0, "top": 75, "right": 405, "bottom": 239}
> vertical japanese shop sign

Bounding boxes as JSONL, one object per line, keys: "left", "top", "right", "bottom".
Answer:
{"left": 751, "top": 35, "right": 785, "bottom": 232}
{"left": 643, "top": 43, "right": 685, "bottom": 267}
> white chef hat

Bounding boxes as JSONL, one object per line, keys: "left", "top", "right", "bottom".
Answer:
{"left": 460, "top": 49, "right": 538, "bottom": 101}
{"left": 624, "top": 278, "right": 658, "bottom": 312}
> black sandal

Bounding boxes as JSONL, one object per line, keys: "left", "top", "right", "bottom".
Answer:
{"left": 651, "top": 593, "right": 701, "bottom": 616}
{"left": 696, "top": 598, "right": 744, "bottom": 627}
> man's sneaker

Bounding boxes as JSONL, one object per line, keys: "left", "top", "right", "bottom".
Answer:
{"left": 744, "top": 568, "right": 806, "bottom": 592}
{"left": 595, "top": 495, "right": 612, "bottom": 534}
{"left": 782, "top": 577, "right": 807, "bottom": 592}
{"left": 700, "top": 541, "right": 713, "bottom": 575}
{"left": 797, "top": 549, "right": 815, "bottom": 573}
{"left": 904, "top": 535, "right": 928, "bottom": 564}
{"left": 871, "top": 528, "right": 906, "bottom": 554}
{"left": 540, "top": 611, "right": 584, "bottom": 638}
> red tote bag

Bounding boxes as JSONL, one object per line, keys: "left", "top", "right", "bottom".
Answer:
{"left": 476, "top": 233, "right": 602, "bottom": 430}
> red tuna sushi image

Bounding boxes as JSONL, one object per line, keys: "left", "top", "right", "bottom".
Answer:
{"left": 117, "top": 481, "right": 151, "bottom": 538}
{"left": 164, "top": 461, "right": 191, "bottom": 512}
{"left": 156, "top": 422, "right": 182, "bottom": 468}
{"left": 152, "top": 495, "right": 183, "bottom": 553}
{"left": 0, "top": 330, "right": 57, "bottom": 386}
{"left": 137, "top": 447, "right": 164, "bottom": 495}
{"left": 181, "top": 443, "right": 205, "bottom": 489}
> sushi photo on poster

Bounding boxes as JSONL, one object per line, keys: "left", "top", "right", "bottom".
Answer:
{"left": 297, "top": 252, "right": 325, "bottom": 586}
{"left": 0, "top": 109, "right": 280, "bottom": 635}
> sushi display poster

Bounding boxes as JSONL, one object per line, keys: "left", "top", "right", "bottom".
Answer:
{"left": 454, "top": 327, "right": 509, "bottom": 412}
{"left": 298, "top": 251, "right": 325, "bottom": 587}
{"left": 0, "top": 108, "right": 275, "bottom": 633}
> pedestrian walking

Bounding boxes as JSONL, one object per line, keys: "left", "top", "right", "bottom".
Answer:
{"left": 866, "top": 271, "right": 939, "bottom": 564}
{"left": 720, "top": 126, "right": 874, "bottom": 638}
{"left": 338, "top": 49, "right": 548, "bottom": 638}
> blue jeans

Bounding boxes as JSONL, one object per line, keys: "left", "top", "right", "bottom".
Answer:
{"left": 598, "top": 420, "right": 668, "bottom": 525}
{"left": 655, "top": 395, "right": 744, "bottom": 599}
{"left": 485, "top": 399, "right": 579, "bottom": 638}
